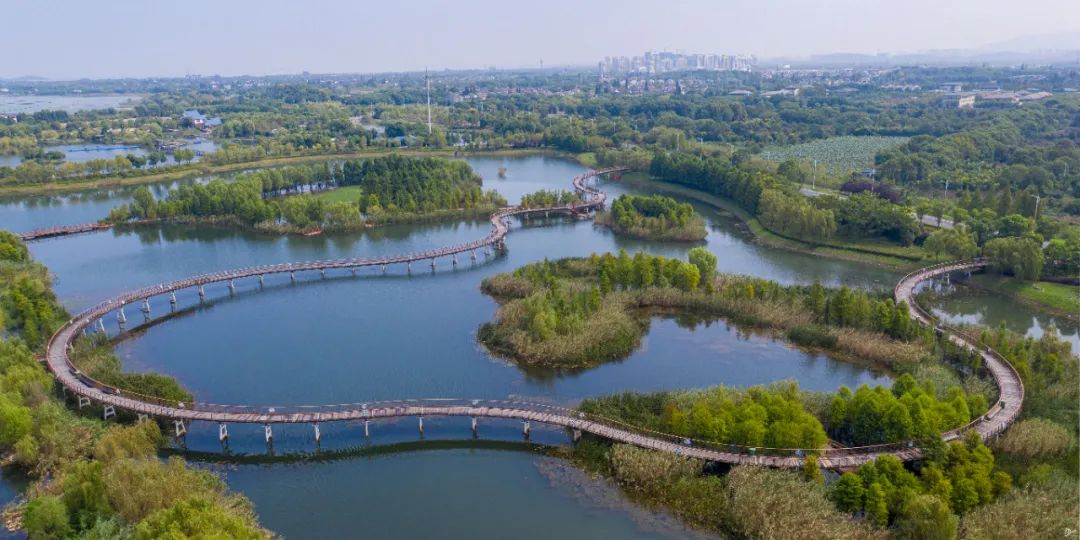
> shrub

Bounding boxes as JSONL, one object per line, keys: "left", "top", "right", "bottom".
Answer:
{"left": 993, "top": 418, "right": 1075, "bottom": 459}
{"left": 787, "top": 325, "right": 838, "bottom": 349}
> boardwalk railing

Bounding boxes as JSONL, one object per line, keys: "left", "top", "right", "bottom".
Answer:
{"left": 42, "top": 171, "right": 1023, "bottom": 468}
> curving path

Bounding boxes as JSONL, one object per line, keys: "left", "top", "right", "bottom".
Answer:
{"left": 43, "top": 173, "right": 1023, "bottom": 469}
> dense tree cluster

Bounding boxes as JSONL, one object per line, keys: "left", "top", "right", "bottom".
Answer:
{"left": 583, "top": 382, "right": 828, "bottom": 449}
{"left": 816, "top": 192, "right": 920, "bottom": 245}
{"left": 342, "top": 155, "right": 504, "bottom": 214}
{"left": 519, "top": 189, "right": 580, "bottom": 208}
{"left": 599, "top": 194, "right": 707, "bottom": 241}
{"left": 108, "top": 156, "right": 504, "bottom": 231}
{"left": 830, "top": 433, "right": 1011, "bottom": 531}
{"left": 825, "top": 374, "right": 986, "bottom": 446}
{"left": 758, "top": 188, "right": 837, "bottom": 241}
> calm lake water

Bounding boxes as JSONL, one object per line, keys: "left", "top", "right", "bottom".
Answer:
{"left": 922, "top": 278, "right": 1080, "bottom": 351}
{"left": 0, "top": 94, "right": 138, "bottom": 114}
{"left": 0, "top": 140, "right": 218, "bottom": 169}
{"left": 2, "top": 155, "right": 1059, "bottom": 538}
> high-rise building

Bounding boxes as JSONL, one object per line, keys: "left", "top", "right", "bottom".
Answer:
{"left": 598, "top": 51, "right": 755, "bottom": 75}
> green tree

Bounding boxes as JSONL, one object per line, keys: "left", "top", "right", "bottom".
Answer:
{"left": 22, "top": 496, "right": 72, "bottom": 540}
{"left": 687, "top": 247, "right": 717, "bottom": 286}
{"left": 133, "top": 497, "right": 262, "bottom": 540}
{"left": 829, "top": 472, "right": 865, "bottom": 513}
{"left": 865, "top": 482, "right": 889, "bottom": 527}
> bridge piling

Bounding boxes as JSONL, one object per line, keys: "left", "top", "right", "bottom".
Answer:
{"left": 96, "top": 318, "right": 106, "bottom": 334}
{"left": 290, "top": 272, "right": 296, "bottom": 283}
{"left": 364, "top": 420, "right": 370, "bottom": 438}
{"left": 229, "top": 279, "right": 236, "bottom": 293}
{"left": 219, "top": 423, "right": 228, "bottom": 443}
{"left": 523, "top": 421, "right": 530, "bottom": 439}
{"left": 117, "top": 304, "right": 127, "bottom": 326}
{"left": 259, "top": 275, "right": 265, "bottom": 287}
{"left": 198, "top": 286, "right": 205, "bottom": 300}
{"left": 77, "top": 396, "right": 91, "bottom": 409}
{"left": 418, "top": 416, "right": 424, "bottom": 435}
{"left": 170, "top": 293, "right": 177, "bottom": 307}
{"left": 141, "top": 298, "right": 151, "bottom": 315}
{"left": 264, "top": 424, "right": 273, "bottom": 444}
{"left": 103, "top": 405, "right": 115, "bottom": 420}
{"left": 174, "top": 420, "right": 186, "bottom": 438}
{"left": 320, "top": 269, "right": 326, "bottom": 279}
{"left": 313, "top": 422, "right": 321, "bottom": 443}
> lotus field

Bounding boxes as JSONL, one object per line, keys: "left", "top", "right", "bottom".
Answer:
{"left": 761, "top": 136, "right": 909, "bottom": 175}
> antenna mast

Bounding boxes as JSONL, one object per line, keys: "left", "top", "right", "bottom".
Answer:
{"left": 426, "top": 68, "right": 433, "bottom": 135}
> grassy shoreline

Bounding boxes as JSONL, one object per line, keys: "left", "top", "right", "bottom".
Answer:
{"left": 962, "top": 274, "right": 1080, "bottom": 319}
{"left": 615, "top": 172, "right": 924, "bottom": 271}
{"left": 0, "top": 148, "right": 571, "bottom": 197}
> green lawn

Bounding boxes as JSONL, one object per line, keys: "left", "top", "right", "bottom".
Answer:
{"left": 969, "top": 274, "right": 1080, "bottom": 315}
{"left": 314, "top": 185, "right": 363, "bottom": 204}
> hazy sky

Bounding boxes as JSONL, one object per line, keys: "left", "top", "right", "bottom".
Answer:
{"left": 3, "top": 0, "right": 1078, "bottom": 79}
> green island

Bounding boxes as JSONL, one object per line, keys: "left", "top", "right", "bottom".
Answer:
{"left": 478, "top": 249, "right": 927, "bottom": 369}
{"left": 0, "top": 231, "right": 267, "bottom": 538}
{"left": 105, "top": 155, "right": 506, "bottom": 234}
{"left": 478, "top": 251, "right": 1078, "bottom": 538}
{"left": 594, "top": 194, "right": 707, "bottom": 241}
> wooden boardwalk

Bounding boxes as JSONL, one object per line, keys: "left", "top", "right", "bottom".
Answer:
{"left": 42, "top": 176, "right": 1024, "bottom": 468}
{"left": 18, "top": 223, "right": 112, "bottom": 241}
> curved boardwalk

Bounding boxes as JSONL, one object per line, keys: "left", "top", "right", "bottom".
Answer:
{"left": 43, "top": 174, "right": 1023, "bottom": 469}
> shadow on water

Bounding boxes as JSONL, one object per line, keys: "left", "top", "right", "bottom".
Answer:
{"left": 168, "top": 438, "right": 553, "bottom": 467}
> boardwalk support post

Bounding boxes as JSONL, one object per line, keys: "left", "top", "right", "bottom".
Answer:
{"left": 198, "top": 286, "right": 205, "bottom": 300}
{"left": 418, "top": 416, "right": 424, "bottom": 435}
{"left": 264, "top": 424, "right": 273, "bottom": 444}
{"left": 141, "top": 298, "right": 151, "bottom": 315}
{"left": 77, "top": 396, "right": 91, "bottom": 409}
{"left": 170, "top": 293, "right": 177, "bottom": 308}
{"left": 259, "top": 275, "right": 265, "bottom": 287}
{"left": 137, "top": 414, "right": 148, "bottom": 422}
{"left": 290, "top": 272, "right": 296, "bottom": 283}
{"left": 117, "top": 304, "right": 127, "bottom": 326}
{"left": 572, "top": 429, "right": 582, "bottom": 442}
{"left": 313, "top": 422, "right": 321, "bottom": 443}
{"left": 229, "top": 279, "right": 236, "bottom": 293}
{"left": 363, "top": 420, "right": 370, "bottom": 438}
{"left": 102, "top": 405, "right": 115, "bottom": 420}
{"left": 97, "top": 318, "right": 106, "bottom": 334}
{"left": 430, "top": 258, "right": 436, "bottom": 269}
{"left": 452, "top": 254, "right": 458, "bottom": 266}
{"left": 523, "top": 421, "right": 530, "bottom": 438}
{"left": 320, "top": 269, "right": 326, "bottom": 279}
{"left": 471, "top": 417, "right": 478, "bottom": 436}
{"left": 219, "top": 423, "right": 228, "bottom": 443}
{"left": 174, "top": 420, "right": 186, "bottom": 438}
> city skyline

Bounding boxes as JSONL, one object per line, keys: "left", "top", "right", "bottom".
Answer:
{"left": 0, "top": 0, "right": 1077, "bottom": 79}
